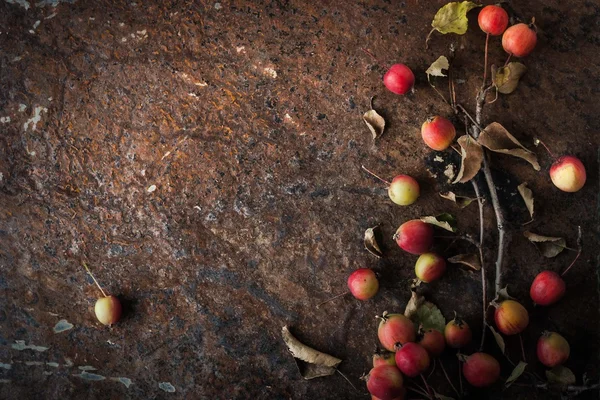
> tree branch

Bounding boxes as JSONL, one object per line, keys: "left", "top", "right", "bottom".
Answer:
{"left": 472, "top": 180, "right": 487, "bottom": 351}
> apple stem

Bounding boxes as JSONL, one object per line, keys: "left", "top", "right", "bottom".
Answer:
{"left": 439, "top": 360, "right": 460, "bottom": 398}
{"left": 335, "top": 369, "right": 359, "bottom": 392}
{"left": 458, "top": 357, "right": 464, "bottom": 397}
{"left": 361, "top": 165, "right": 391, "bottom": 186}
{"left": 316, "top": 291, "right": 348, "bottom": 308}
{"left": 483, "top": 33, "right": 490, "bottom": 87}
{"left": 503, "top": 53, "right": 512, "bottom": 67}
{"left": 82, "top": 262, "right": 107, "bottom": 298}
{"left": 361, "top": 48, "right": 389, "bottom": 70}
{"left": 408, "top": 384, "right": 432, "bottom": 399}
{"left": 519, "top": 334, "right": 527, "bottom": 362}
{"left": 420, "top": 374, "right": 434, "bottom": 398}
{"left": 534, "top": 138, "right": 555, "bottom": 158}
{"left": 561, "top": 226, "right": 582, "bottom": 277}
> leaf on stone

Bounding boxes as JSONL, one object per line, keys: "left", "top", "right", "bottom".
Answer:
{"left": 492, "top": 62, "right": 527, "bottom": 94}
{"left": 421, "top": 213, "right": 457, "bottom": 233}
{"left": 488, "top": 325, "right": 505, "bottom": 354}
{"left": 282, "top": 326, "right": 342, "bottom": 379}
{"left": 523, "top": 231, "right": 566, "bottom": 258}
{"left": 434, "top": 391, "right": 456, "bottom": 400}
{"left": 426, "top": 56, "right": 450, "bottom": 81}
{"left": 448, "top": 254, "right": 481, "bottom": 271}
{"left": 363, "top": 97, "right": 385, "bottom": 140}
{"left": 478, "top": 122, "right": 540, "bottom": 171}
{"left": 431, "top": 2, "right": 481, "bottom": 35}
{"left": 440, "top": 191, "right": 478, "bottom": 208}
{"left": 364, "top": 225, "right": 383, "bottom": 258}
{"left": 453, "top": 135, "right": 483, "bottom": 184}
{"left": 546, "top": 366, "right": 576, "bottom": 385}
{"left": 517, "top": 183, "right": 534, "bottom": 219}
{"left": 505, "top": 361, "right": 527, "bottom": 387}
{"left": 404, "top": 290, "right": 425, "bottom": 319}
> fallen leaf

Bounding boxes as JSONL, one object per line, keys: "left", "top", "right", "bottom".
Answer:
{"left": 517, "top": 183, "right": 534, "bottom": 219}
{"left": 404, "top": 291, "right": 425, "bottom": 319}
{"left": 492, "top": 62, "right": 527, "bottom": 94}
{"left": 282, "top": 326, "right": 342, "bottom": 379}
{"left": 428, "top": 1, "right": 481, "bottom": 46}
{"left": 496, "top": 286, "right": 515, "bottom": 301}
{"left": 448, "top": 254, "right": 481, "bottom": 271}
{"left": 546, "top": 366, "right": 576, "bottom": 385}
{"left": 523, "top": 231, "right": 566, "bottom": 258}
{"left": 440, "top": 191, "right": 478, "bottom": 208}
{"left": 434, "top": 391, "right": 456, "bottom": 400}
{"left": 478, "top": 122, "right": 540, "bottom": 171}
{"left": 505, "top": 361, "right": 527, "bottom": 387}
{"left": 413, "top": 301, "right": 446, "bottom": 333}
{"left": 364, "top": 226, "right": 383, "bottom": 258}
{"left": 363, "top": 97, "right": 385, "bottom": 140}
{"left": 453, "top": 135, "right": 483, "bottom": 184}
{"left": 426, "top": 56, "right": 450, "bottom": 79}
{"left": 420, "top": 213, "right": 457, "bottom": 233}
{"left": 488, "top": 325, "right": 505, "bottom": 354}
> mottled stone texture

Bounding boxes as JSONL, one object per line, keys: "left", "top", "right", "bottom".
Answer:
{"left": 0, "top": 0, "right": 598, "bottom": 399}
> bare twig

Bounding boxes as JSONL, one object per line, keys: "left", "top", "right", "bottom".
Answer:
{"left": 440, "top": 360, "right": 460, "bottom": 398}
{"left": 361, "top": 165, "right": 391, "bottom": 186}
{"left": 483, "top": 33, "right": 490, "bottom": 87}
{"left": 82, "top": 262, "right": 107, "bottom": 297}
{"left": 561, "top": 226, "right": 582, "bottom": 276}
{"left": 519, "top": 334, "right": 527, "bottom": 362}
{"left": 472, "top": 180, "right": 487, "bottom": 351}
{"left": 335, "top": 369, "right": 360, "bottom": 393}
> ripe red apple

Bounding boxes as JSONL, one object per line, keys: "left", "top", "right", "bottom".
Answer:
{"left": 550, "top": 155, "right": 586, "bottom": 192}
{"left": 347, "top": 268, "right": 379, "bottom": 300}
{"left": 421, "top": 116, "right": 456, "bottom": 151}
{"left": 388, "top": 175, "right": 420, "bottom": 206}
{"left": 395, "top": 342, "right": 430, "bottom": 378}
{"left": 393, "top": 220, "right": 434, "bottom": 255}
{"left": 502, "top": 23, "right": 537, "bottom": 57}
{"left": 444, "top": 317, "right": 472, "bottom": 348}
{"left": 366, "top": 365, "right": 404, "bottom": 400}
{"left": 415, "top": 253, "right": 446, "bottom": 283}
{"left": 530, "top": 271, "right": 566, "bottom": 306}
{"left": 94, "top": 295, "right": 122, "bottom": 326}
{"left": 378, "top": 312, "right": 416, "bottom": 352}
{"left": 383, "top": 64, "right": 415, "bottom": 95}
{"left": 494, "top": 300, "right": 529, "bottom": 335}
{"left": 478, "top": 5, "right": 509, "bottom": 36}
{"left": 462, "top": 352, "right": 501, "bottom": 387}
{"left": 418, "top": 328, "right": 446, "bottom": 357}
{"left": 537, "top": 331, "right": 570, "bottom": 368}
{"left": 373, "top": 351, "right": 397, "bottom": 368}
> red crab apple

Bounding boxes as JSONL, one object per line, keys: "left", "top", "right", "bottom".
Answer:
{"left": 415, "top": 253, "right": 446, "bottom": 283}
{"left": 373, "top": 351, "right": 397, "bottom": 368}
{"left": 348, "top": 268, "right": 379, "bottom": 300}
{"left": 478, "top": 5, "right": 509, "bottom": 36}
{"left": 418, "top": 328, "right": 446, "bottom": 357}
{"left": 421, "top": 116, "right": 456, "bottom": 151}
{"left": 377, "top": 312, "right": 416, "bottom": 352}
{"left": 94, "top": 295, "right": 122, "bottom": 326}
{"left": 550, "top": 155, "right": 587, "bottom": 192}
{"left": 494, "top": 300, "right": 529, "bottom": 335}
{"left": 462, "top": 352, "right": 501, "bottom": 387}
{"left": 366, "top": 365, "right": 404, "bottom": 400}
{"left": 394, "top": 220, "right": 434, "bottom": 255}
{"left": 384, "top": 64, "right": 415, "bottom": 95}
{"left": 530, "top": 271, "right": 566, "bottom": 306}
{"left": 444, "top": 317, "right": 472, "bottom": 348}
{"left": 537, "top": 331, "right": 570, "bottom": 367}
{"left": 395, "top": 342, "right": 431, "bottom": 378}
{"left": 502, "top": 23, "right": 537, "bottom": 57}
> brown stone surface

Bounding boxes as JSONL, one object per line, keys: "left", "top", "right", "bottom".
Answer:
{"left": 0, "top": 0, "right": 598, "bottom": 399}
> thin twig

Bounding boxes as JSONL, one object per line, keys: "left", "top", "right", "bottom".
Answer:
{"left": 408, "top": 385, "right": 432, "bottom": 399}
{"left": 519, "top": 334, "right": 527, "bottom": 362}
{"left": 336, "top": 369, "right": 360, "bottom": 393}
{"left": 440, "top": 360, "right": 460, "bottom": 398}
{"left": 472, "top": 181, "right": 487, "bottom": 351}
{"left": 457, "top": 358, "right": 463, "bottom": 397}
{"left": 317, "top": 292, "right": 348, "bottom": 308}
{"left": 561, "top": 226, "right": 582, "bottom": 276}
{"left": 421, "top": 374, "right": 433, "bottom": 398}
{"left": 82, "top": 262, "right": 107, "bottom": 297}
{"left": 483, "top": 33, "right": 490, "bottom": 87}
{"left": 361, "top": 165, "right": 391, "bottom": 186}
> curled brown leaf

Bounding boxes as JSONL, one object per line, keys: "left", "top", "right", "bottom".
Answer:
{"left": 440, "top": 191, "right": 478, "bottom": 208}
{"left": 453, "top": 135, "right": 483, "bottom": 184}
{"left": 523, "top": 231, "right": 566, "bottom": 258}
{"left": 517, "top": 182, "right": 534, "bottom": 219}
{"left": 364, "top": 226, "right": 383, "bottom": 258}
{"left": 448, "top": 253, "right": 481, "bottom": 271}
{"left": 282, "top": 326, "right": 342, "bottom": 379}
{"left": 478, "top": 122, "right": 540, "bottom": 171}
{"left": 492, "top": 62, "right": 527, "bottom": 94}
{"left": 363, "top": 97, "right": 385, "bottom": 140}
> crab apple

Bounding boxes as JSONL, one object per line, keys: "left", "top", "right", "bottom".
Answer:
{"left": 378, "top": 312, "right": 417, "bottom": 352}
{"left": 388, "top": 175, "right": 420, "bottom": 206}
{"left": 478, "top": 5, "right": 509, "bottom": 36}
{"left": 347, "top": 268, "right": 379, "bottom": 300}
{"left": 373, "top": 351, "right": 397, "bottom": 368}
{"left": 502, "top": 23, "right": 537, "bottom": 57}
{"left": 530, "top": 271, "right": 566, "bottom": 306}
{"left": 395, "top": 342, "right": 431, "bottom": 378}
{"left": 550, "top": 155, "right": 587, "bottom": 192}
{"left": 537, "top": 331, "right": 570, "bottom": 368}
{"left": 415, "top": 253, "right": 446, "bottom": 283}
{"left": 421, "top": 116, "right": 456, "bottom": 151}
{"left": 418, "top": 328, "right": 446, "bottom": 357}
{"left": 94, "top": 295, "right": 122, "bottom": 326}
{"left": 394, "top": 220, "right": 435, "bottom": 255}
{"left": 383, "top": 64, "right": 415, "bottom": 95}
{"left": 444, "top": 317, "right": 472, "bottom": 348}
{"left": 494, "top": 300, "right": 529, "bottom": 335}
{"left": 462, "top": 352, "right": 501, "bottom": 388}
{"left": 366, "top": 365, "right": 404, "bottom": 400}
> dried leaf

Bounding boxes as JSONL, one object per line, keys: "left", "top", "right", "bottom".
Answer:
{"left": 493, "top": 62, "right": 527, "bottom": 94}
{"left": 448, "top": 254, "right": 481, "bottom": 271}
{"left": 404, "top": 291, "right": 425, "bottom": 319}
{"left": 517, "top": 183, "right": 534, "bottom": 219}
{"left": 478, "top": 123, "right": 540, "bottom": 171}
{"left": 453, "top": 135, "right": 483, "bottom": 184}
{"left": 488, "top": 325, "right": 505, "bottom": 354}
{"left": 505, "top": 361, "right": 527, "bottom": 387}
{"left": 523, "top": 231, "right": 566, "bottom": 258}
{"left": 282, "top": 326, "right": 342, "bottom": 379}
{"left": 431, "top": 2, "right": 481, "bottom": 35}
{"left": 420, "top": 213, "right": 457, "bottom": 233}
{"left": 434, "top": 391, "right": 456, "bottom": 400}
{"left": 426, "top": 56, "right": 450, "bottom": 78}
{"left": 363, "top": 110, "right": 385, "bottom": 140}
{"left": 546, "top": 366, "right": 576, "bottom": 385}
{"left": 364, "top": 226, "right": 383, "bottom": 258}
{"left": 440, "top": 191, "right": 477, "bottom": 208}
